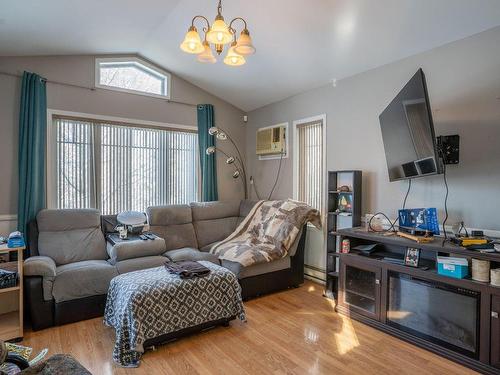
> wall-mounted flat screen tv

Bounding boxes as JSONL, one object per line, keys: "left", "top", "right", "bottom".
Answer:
{"left": 379, "top": 69, "right": 442, "bottom": 182}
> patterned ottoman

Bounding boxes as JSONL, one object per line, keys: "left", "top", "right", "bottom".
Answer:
{"left": 104, "top": 261, "right": 245, "bottom": 367}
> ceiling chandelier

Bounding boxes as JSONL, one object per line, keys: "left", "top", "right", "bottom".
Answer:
{"left": 180, "top": 0, "right": 256, "bottom": 66}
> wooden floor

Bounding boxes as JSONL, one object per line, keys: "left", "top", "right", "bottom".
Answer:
{"left": 21, "top": 281, "right": 477, "bottom": 375}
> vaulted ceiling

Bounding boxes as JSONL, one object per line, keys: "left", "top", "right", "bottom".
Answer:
{"left": 1, "top": 0, "right": 500, "bottom": 111}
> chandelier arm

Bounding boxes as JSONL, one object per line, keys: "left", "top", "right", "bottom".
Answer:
{"left": 191, "top": 15, "right": 211, "bottom": 30}
{"left": 229, "top": 17, "right": 248, "bottom": 33}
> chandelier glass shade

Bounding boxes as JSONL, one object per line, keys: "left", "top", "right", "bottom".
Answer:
{"left": 234, "top": 29, "right": 256, "bottom": 55}
{"left": 197, "top": 41, "right": 217, "bottom": 63}
{"left": 180, "top": 26, "right": 205, "bottom": 54}
{"left": 206, "top": 16, "right": 233, "bottom": 45}
{"left": 224, "top": 42, "right": 246, "bottom": 67}
{"left": 180, "top": 0, "right": 255, "bottom": 66}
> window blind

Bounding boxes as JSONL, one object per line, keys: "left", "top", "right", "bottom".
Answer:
{"left": 53, "top": 117, "right": 198, "bottom": 214}
{"left": 297, "top": 120, "right": 324, "bottom": 212}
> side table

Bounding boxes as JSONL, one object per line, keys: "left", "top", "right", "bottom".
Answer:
{"left": 0, "top": 244, "right": 24, "bottom": 342}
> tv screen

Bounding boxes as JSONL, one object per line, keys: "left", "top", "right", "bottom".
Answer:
{"left": 379, "top": 69, "right": 442, "bottom": 182}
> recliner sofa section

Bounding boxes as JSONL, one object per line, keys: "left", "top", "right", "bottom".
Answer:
{"left": 24, "top": 200, "right": 306, "bottom": 330}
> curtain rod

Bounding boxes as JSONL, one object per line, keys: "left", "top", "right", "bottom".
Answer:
{"left": 0, "top": 71, "right": 198, "bottom": 108}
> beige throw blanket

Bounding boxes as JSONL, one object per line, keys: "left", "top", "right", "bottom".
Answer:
{"left": 210, "top": 200, "right": 321, "bottom": 267}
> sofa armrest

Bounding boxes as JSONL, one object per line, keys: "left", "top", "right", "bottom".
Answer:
{"left": 24, "top": 256, "right": 57, "bottom": 277}
{"left": 24, "top": 275, "right": 55, "bottom": 330}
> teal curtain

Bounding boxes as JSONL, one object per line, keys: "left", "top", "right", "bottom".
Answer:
{"left": 18, "top": 72, "right": 47, "bottom": 235}
{"left": 197, "top": 104, "right": 218, "bottom": 201}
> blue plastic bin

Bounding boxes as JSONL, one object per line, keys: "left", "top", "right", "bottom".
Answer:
{"left": 437, "top": 256, "right": 469, "bottom": 279}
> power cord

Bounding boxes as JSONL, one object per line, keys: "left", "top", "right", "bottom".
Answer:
{"left": 250, "top": 176, "right": 263, "bottom": 200}
{"left": 368, "top": 178, "right": 412, "bottom": 233}
{"left": 369, "top": 149, "right": 451, "bottom": 244}
{"left": 267, "top": 149, "right": 285, "bottom": 200}
{"left": 249, "top": 149, "right": 285, "bottom": 201}
{"left": 439, "top": 148, "right": 449, "bottom": 246}
{"left": 402, "top": 178, "right": 412, "bottom": 210}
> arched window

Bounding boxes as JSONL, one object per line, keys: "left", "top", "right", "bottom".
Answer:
{"left": 95, "top": 57, "right": 171, "bottom": 99}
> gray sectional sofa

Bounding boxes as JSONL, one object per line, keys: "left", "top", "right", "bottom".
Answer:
{"left": 24, "top": 200, "right": 306, "bottom": 330}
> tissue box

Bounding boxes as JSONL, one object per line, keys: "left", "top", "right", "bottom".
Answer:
{"left": 437, "top": 256, "right": 469, "bottom": 279}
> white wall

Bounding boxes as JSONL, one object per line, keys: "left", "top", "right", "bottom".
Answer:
{"left": 246, "top": 26, "right": 500, "bottom": 273}
{"left": 247, "top": 26, "right": 500, "bottom": 231}
{"left": 0, "top": 55, "right": 246, "bottom": 232}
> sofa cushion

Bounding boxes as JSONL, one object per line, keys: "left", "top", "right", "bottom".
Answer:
{"left": 190, "top": 201, "right": 240, "bottom": 248}
{"left": 164, "top": 247, "right": 220, "bottom": 265}
{"left": 190, "top": 201, "right": 240, "bottom": 221}
{"left": 52, "top": 260, "right": 118, "bottom": 303}
{"left": 147, "top": 205, "right": 198, "bottom": 250}
{"left": 237, "top": 200, "right": 258, "bottom": 226}
{"left": 222, "top": 256, "right": 291, "bottom": 279}
{"left": 194, "top": 217, "right": 239, "bottom": 249}
{"left": 37, "top": 209, "right": 102, "bottom": 232}
{"left": 149, "top": 224, "right": 198, "bottom": 251}
{"left": 37, "top": 209, "right": 107, "bottom": 266}
{"left": 239, "top": 200, "right": 258, "bottom": 218}
{"left": 148, "top": 205, "right": 193, "bottom": 226}
{"left": 106, "top": 238, "right": 166, "bottom": 264}
{"left": 115, "top": 256, "right": 166, "bottom": 274}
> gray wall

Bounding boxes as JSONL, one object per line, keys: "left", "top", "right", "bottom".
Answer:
{"left": 246, "top": 26, "right": 500, "bottom": 232}
{"left": 0, "top": 55, "right": 246, "bottom": 218}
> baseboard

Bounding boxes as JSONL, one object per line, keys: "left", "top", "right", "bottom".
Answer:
{"left": 304, "top": 274, "right": 325, "bottom": 285}
{"left": 304, "top": 264, "right": 326, "bottom": 282}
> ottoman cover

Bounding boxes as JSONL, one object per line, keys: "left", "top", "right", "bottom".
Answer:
{"left": 104, "top": 261, "right": 245, "bottom": 367}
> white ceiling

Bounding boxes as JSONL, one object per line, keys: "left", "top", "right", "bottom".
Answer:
{"left": 1, "top": 0, "right": 500, "bottom": 111}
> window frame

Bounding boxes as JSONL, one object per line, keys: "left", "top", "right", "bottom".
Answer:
{"left": 46, "top": 109, "right": 199, "bottom": 210}
{"left": 292, "top": 114, "right": 327, "bottom": 218}
{"left": 95, "top": 56, "right": 172, "bottom": 100}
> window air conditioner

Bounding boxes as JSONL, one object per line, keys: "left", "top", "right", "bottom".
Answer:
{"left": 256, "top": 126, "right": 286, "bottom": 155}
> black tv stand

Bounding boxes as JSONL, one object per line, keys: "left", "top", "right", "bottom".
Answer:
{"left": 337, "top": 227, "right": 500, "bottom": 374}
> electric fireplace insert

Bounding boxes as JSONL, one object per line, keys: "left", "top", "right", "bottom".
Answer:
{"left": 387, "top": 271, "right": 480, "bottom": 359}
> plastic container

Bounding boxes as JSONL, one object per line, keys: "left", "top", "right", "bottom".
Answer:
{"left": 437, "top": 256, "right": 469, "bottom": 279}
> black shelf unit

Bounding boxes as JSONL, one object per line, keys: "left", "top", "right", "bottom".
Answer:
{"left": 324, "top": 170, "right": 362, "bottom": 300}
